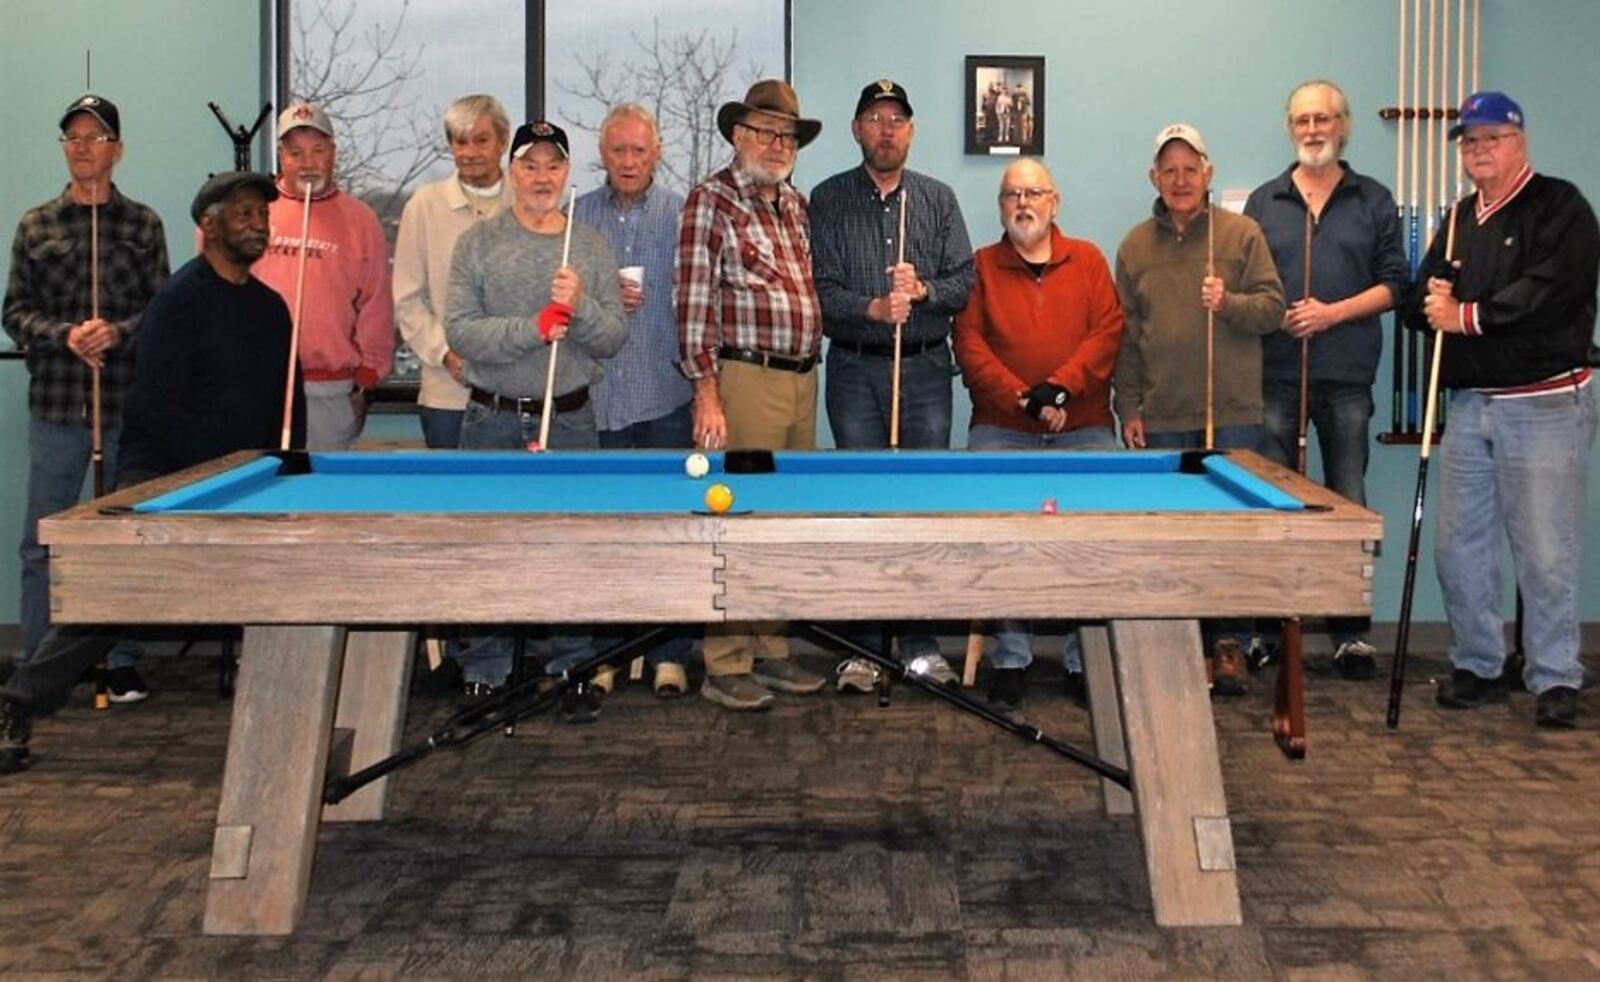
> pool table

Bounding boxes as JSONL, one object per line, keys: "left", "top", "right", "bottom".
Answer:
{"left": 41, "top": 448, "right": 1381, "bottom": 934}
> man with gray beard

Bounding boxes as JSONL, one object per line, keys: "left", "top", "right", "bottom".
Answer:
{"left": 675, "top": 79, "right": 828, "bottom": 711}
{"left": 952, "top": 158, "right": 1124, "bottom": 708}
{"left": 1244, "top": 81, "right": 1407, "bottom": 680}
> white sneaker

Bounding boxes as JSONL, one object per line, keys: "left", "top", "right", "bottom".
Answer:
{"left": 906, "top": 653, "right": 958, "bottom": 686}
{"left": 835, "top": 657, "right": 879, "bottom": 693}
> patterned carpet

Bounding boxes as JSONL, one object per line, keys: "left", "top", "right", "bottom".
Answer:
{"left": 1, "top": 637, "right": 1597, "bottom": 979}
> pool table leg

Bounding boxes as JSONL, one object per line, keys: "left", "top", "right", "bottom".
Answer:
{"left": 204, "top": 625, "right": 347, "bottom": 935}
{"left": 1109, "top": 619, "right": 1242, "bottom": 927}
{"left": 324, "top": 629, "right": 416, "bottom": 823}
{"left": 1079, "top": 624, "right": 1132, "bottom": 817}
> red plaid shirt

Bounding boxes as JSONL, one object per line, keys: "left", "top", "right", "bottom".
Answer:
{"left": 674, "top": 160, "right": 821, "bottom": 379}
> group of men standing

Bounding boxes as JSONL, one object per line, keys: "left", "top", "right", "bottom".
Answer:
{"left": 2, "top": 72, "right": 1594, "bottom": 775}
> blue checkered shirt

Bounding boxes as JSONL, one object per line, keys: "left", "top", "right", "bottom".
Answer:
{"left": 808, "top": 166, "right": 975, "bottom": 345}
{"left": 574, "top": 180, "right": 691, "bottom": 431}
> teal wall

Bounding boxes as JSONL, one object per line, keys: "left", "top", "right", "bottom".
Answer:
{"left": 3, "top": 1, "right": 1598, "bottom": 626}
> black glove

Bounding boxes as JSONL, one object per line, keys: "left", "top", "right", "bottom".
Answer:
{"left": 1023, "top": 382, "right": 1069, "bottom": 419}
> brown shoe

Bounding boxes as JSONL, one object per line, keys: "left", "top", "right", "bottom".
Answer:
{"left": 1209, "top": 639, "right": 1249, "bottom": 697}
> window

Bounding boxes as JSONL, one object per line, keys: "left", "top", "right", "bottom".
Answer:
{"left": 278, "top": 0, "right": 788, "bottom": 395}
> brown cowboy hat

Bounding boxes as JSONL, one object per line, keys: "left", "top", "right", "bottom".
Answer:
{"left": 715, "top": 79, "right": 821, "bottom": 148}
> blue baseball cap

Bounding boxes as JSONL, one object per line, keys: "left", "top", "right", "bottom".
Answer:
{"left": 1450, "top": 91, "right": 1524, "bottom": 139}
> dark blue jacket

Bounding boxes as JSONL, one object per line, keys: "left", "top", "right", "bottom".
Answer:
{"left": 1245, "top": 162, "right": 1408, "bottom": 385}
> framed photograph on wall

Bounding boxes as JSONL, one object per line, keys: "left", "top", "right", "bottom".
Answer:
{"left": 965, "top": 55, "right": 1044, "bottom": 155}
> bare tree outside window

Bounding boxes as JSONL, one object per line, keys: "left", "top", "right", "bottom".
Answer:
{"left": 287, "top": 0, "right": 448, "bottom": 227}
{"left": 555, "top": 20, "right": 766, "bottom": 192}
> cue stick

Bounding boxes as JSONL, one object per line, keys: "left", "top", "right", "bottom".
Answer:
{"left": 1457, "top": 0, "right": 1468, "bottom": 201}
{"left": 280, "top": 177, "right": 315, "bottom": 450}
{"left": 86, "top": 50, "right": 111, "bottom": 713}
{"left": 1387, "top": 198, "right": 1458, "bottom": 729}
{"left": 1472, "top": 0, "right": 1480, "bottom": 94}
{"left": 537, "top": 186, "right": 578, "bottom": 452}
{"left": 889, "top": 191, "right": 907, "bottom": 449}
{"left": 1204, "top": 189, "right": 1215, "bottom": 450}
{"left": 1392, "top": 0, "right": 1408, "bottom": 434}
{"left": 90, "top": 187, "right": 104, "bottom": 498}
{"left": 1407, "top": 0, "right": 1423, "bottom": 431}
{"left": 1438, "top": 0, "right": 1451, "bottom": 232}
{"left": 85, "top": 49, "right": 105, "bottom": 500}
{"left": 1297, "top": 200, "right": 1312, "bottom": 474}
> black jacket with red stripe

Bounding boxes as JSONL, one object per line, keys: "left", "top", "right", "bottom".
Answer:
{"left": 1406, "top": 172, "right": 1599, "bottom": 389}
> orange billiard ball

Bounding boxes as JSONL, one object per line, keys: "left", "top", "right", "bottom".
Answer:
{"left": 704, "top": 483, "right": 734, "bottom": 514}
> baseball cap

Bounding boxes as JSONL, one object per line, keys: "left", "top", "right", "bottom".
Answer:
{"left": 1450, "top": 91, "right": 1524, "bottom": 138}
{"left": 510, "top": 120, "right": 570, "bottom": 159}
{"left": 277, "top": 102, "right": 335, "bottom": 140}
{"left": 855, "top": 78, "right": 913, "bottom": 119}
{"left": 1153, "top": 122, "right": 1208, "bottom": 161}
{"left": 60, "top": 94, "right": 121, "bottom": 139}
{"left": 190, "top": 171, "right": 280, "bottom": 224}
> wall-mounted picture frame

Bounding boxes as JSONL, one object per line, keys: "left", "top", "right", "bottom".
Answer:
{"left": 965, "top": 55, "right": 1044, "bottom": 155}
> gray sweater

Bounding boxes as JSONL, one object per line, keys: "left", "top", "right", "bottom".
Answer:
{"left": 445, "top": 208, "right": 627, "bottom": 399}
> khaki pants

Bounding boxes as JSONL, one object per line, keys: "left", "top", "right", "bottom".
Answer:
{"left": 703, "top": 358, "right": 817, "bottom": 675}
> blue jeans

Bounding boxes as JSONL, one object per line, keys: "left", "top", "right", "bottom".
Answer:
{"left": 1435, "top": 386, "right": 1596, "bottom": 694}
{"left": 598, "top": 401, "right": 697, "bottom": 669}
{"left": 418, "top": 406, "right": 465, "bottom": 450}
{"left": 1142, "top": 424, "right": 1265, "bottom": 652}
{"left": 827, "top": 342, "right": 954, "bottom": 661}
{"left": 1261, "top": 381, "right": 1374, "bottom": 646}
{"left": 454, "top": 400, "right": 599, "bottom": 684}
{"left": 19, "top": 415, "right": 139, "bottom": 669}
{"left": 825, "top": 341, "right": 953, "bottom": 450}
{"left": 968, "top": 423, "right": 1120, "bottom": 671}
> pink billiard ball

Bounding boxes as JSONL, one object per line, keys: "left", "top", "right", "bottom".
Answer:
{"left": 1041, "top": 498, "right": 1059, "bottom": 515}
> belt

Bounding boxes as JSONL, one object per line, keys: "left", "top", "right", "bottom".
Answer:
{"left": 830, "top": 336, "right": 946, "bottom": 358}
{"left": 718, "top": 346, "right": 817, "bottom": 374}
{"left": 468, "top": 385, "right": 589, "bottom": 415}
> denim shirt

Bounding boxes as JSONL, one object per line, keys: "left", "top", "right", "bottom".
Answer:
{"left": 1244, "top": 162, "right": 1408, "bottom": 385}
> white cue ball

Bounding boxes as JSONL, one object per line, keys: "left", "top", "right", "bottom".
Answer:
{"left": 685, "top": 452, "right": 710, "bottom": 479}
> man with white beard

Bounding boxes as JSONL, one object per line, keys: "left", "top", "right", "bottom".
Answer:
{"left": 1243, "top": 80, "right": 1408, "bottom": 680}
{"left": 951, "top": 157, "right": 1125, "bottom": 709}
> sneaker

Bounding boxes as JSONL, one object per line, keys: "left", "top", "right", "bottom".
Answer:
{"left": 751, "top": 658, "right": 826, "bottom": 695}
{"left": 987, "top": 667, "right": 1026, "bottom": 708}
{"left": 1061, "top": 669, "right": 1087, "bottom": 706}
{"left": 1534, "top": 686, "right": 1579, "bottom": 729}
{"left": 1209, "top": 640, "right": 1249, "bottom": 697}
{"left": 836, "top": 657, "right": 880, "bottom": 694}
{"left": 906, "top": 653, "right": 958, "bottom": 687}
{"left": 105, "top": 665, "right": 149, "bottom": 704}
{"left": 1435, "top": 669, "right": 1509, "bottom": 709}
{"left": 1, "top": 698, "right": 31, "bottom": 774}
{"left": 1332, "top": 641, "right": 1378, "bottom": 681}
{"left": 653, "top": 662, "right": 688, "bottom": 699}
{"left": 701, "top": 674, "right": 775, "bottom": 711}
{"left": 560, "top": 682, "right": 603, "bottom": 724}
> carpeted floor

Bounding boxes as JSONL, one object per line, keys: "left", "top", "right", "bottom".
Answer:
{"left": 1, "top": 639, "right": 1597, "bottom": 980}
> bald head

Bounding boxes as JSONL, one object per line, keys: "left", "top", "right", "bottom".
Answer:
{"left": 997, "top": 157, "right": 1059, "bottom": 257}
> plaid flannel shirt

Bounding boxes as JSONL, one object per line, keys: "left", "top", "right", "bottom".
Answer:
{"left": 674, "top": 160, "right": 821, "bottom": 379}
{"left": 3, "top": 185, "right": 169, "bottom": 426}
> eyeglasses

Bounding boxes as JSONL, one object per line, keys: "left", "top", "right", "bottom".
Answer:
{"left": 1289, "top": 112, "right": 1340, "bottom": 130}
{"left": 998, "top": 187, "right": 1054, "bottom": 206}
{"left": 1459, "top": 130, "right": 1520, "bottom": 151}
{"left": 58, "top": 134, "right": 117, "bottom": 148}
{"left": 737, "top": 122, "right": 799, "bottom": 149}
{"left": 858, "top": 111, "right": 910, "bottom": 129}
